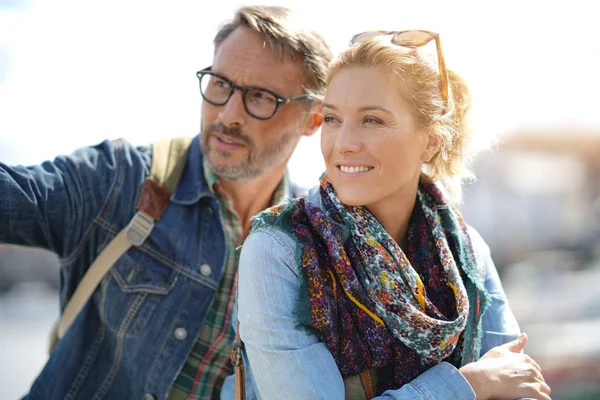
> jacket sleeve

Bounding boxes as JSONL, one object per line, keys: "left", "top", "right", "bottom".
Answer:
{"left": 0, "top": 139, "right": 149, "bottom": 259}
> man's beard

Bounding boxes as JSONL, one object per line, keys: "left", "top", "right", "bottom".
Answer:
{"left": 200, "top": 122, "right": 297, "bottom": 181}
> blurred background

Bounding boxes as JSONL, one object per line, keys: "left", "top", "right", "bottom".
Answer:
{"left": 1, "top": 0, "right": 599, "bottom": 398}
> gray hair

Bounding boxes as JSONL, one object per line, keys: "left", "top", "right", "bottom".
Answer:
{"left": 214, "top": 6, "right": 332, "bottom": 100}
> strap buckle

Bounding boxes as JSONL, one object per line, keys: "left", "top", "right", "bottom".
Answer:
{"left": 125, "top": 211, "right": 155, "bottom": 246}
{"left": 231, "top": 345, "right": 242, "bottom": 367}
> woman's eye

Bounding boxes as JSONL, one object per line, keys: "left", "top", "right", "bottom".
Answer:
{"left": 363, "top": 117, "right": 382, "bottom": 124}
{"left": 323, "top": 115, "right": 339, "bottom": 123}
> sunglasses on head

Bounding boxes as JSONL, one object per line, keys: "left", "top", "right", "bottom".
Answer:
{"left": 350, "top": 30, "right": 449, "bottom": 111}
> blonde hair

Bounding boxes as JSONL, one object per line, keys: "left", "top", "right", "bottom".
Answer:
{"left": 329, "top": 37, "right": 487, "bottom": 201}
{"left": 214, "top": 6, "right": 333, "bottom": 101}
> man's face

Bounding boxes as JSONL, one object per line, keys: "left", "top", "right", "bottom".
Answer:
{"left": 200, "top": 27, "right": 315, "bottom": 181}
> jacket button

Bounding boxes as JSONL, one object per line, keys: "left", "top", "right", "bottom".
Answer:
{"left": 174, "top": 327, "right": 188, "bottom": 341}
{"left": 207, "top": 206, "right": 215, "bottom": 216}
{"left": 200, "top": 263, "right": 212, "bottom": 277}
{"left": 144, "top": 394, "right": 155, "bottom": 400}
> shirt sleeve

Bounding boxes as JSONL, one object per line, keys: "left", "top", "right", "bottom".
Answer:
{"left": 467, "top": 226, "right": 522, "bottom": 355}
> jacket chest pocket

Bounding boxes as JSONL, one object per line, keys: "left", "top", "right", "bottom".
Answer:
{"left": 94, "top": 245, "right": 179, "bottom": 337}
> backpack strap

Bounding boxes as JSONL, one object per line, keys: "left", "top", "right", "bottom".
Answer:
{"left": 149, "top": 136, "right": 192, "bottom": 193}
{"left": 136, "top": 136, "right": 193, "bottom": 221}
{"left": 52, "top": 137, "right": 193, "bottom": 346}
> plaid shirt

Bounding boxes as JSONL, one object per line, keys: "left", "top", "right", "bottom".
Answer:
{"left": 168, "top": 162, "right": 289, "bottom": 399}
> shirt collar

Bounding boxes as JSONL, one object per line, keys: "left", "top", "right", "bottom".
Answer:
{"left": 202, "top": 157, "right": 220, "bottom": 195}
{"left": 270, "top": 170, "right": 290, "bottom": 207}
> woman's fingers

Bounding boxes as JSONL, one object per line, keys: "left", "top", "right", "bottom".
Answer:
{"left": 524, "top": 353, "right": 543, "bottom": 374}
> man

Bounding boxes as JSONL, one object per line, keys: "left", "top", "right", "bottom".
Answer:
{"left": 0, "top": 6, "right": 332, "bottom": 399}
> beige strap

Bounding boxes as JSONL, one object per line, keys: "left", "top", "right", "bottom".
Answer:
{"left": 57, "top": 211, "right": 154, "bottom": 339}
{"left": 58, "top": 230, "right": 130, "bottom": 338}
{"left": 52, "top": 137, "right": 192, "bottom": 345}
{"left": 232, "top": 320, "right": 245, "bottom": 400}
{"left": 150, "top": 137, "right": 193, "bottom": 193}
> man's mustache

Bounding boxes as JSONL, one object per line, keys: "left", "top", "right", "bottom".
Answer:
{"left": 205, "top": 123, "right": 252, "bottom": 146}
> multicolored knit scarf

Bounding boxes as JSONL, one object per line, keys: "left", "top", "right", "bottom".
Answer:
{"left": 252, "top": 174, "right": 490, "bottom": 393}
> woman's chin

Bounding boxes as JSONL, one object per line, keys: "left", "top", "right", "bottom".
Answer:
{"left": 336, "top": 190, "right": 372, "bottom": 208}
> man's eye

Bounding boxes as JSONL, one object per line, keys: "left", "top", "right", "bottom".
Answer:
{"left": 249, "top": 91, "right": 276, "bottom": 103}
{"left": 213, "top": 79, "right": 230, "bottom": 88}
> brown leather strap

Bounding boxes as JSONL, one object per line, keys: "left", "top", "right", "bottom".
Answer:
{"left": 232, "top": 320, "right": 245, "bottom": 400}
{"left": 136, "top": 179, "right": 171, "bottom": 221}
{"left": 138, "top": 136, "right": 193, "bottom": 221}
{"left": 359, "top": 370, "right": 375, "bottom": 399}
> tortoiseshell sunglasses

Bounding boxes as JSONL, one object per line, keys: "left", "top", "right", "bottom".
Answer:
{"left": 350, "top": 30, "right": 449, "bottom": 111}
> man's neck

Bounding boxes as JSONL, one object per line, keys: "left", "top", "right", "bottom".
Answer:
{"left": 218, "top": 165, "right": 286, "bottom": 237}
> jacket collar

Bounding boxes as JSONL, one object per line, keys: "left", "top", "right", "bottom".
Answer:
{"left": 171, "top": 134, "right": 213, "bottom": 205}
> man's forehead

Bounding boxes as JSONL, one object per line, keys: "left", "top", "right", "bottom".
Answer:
{"left": 212, "top": 28, "right": 304, "bottom": 94}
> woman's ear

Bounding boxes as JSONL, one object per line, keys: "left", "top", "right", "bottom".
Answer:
{"left": 422, "top": 132, "right": 441, "bottom": 163}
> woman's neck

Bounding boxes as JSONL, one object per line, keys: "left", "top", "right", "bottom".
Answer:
{"left": 365, "top": 182, "right": 419, "bottom": 250}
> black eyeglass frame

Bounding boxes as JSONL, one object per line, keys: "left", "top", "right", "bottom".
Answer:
{"left": 196, "top": 67, "right": 313, "bottom": 120}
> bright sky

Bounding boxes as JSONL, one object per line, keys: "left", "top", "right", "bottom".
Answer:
{"left": 1, "top": 0, "right": 599, "bottom": 188}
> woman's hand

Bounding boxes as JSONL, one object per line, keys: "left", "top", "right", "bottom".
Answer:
{"left": 459, "top": 333, "right": 551, "bottom": 400}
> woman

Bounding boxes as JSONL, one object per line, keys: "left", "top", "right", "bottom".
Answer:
{"left": 227, "top": 31, "right": 550, "bottom": 400}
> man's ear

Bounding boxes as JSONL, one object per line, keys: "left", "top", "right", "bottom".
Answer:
{"left": 301, "top": 102, "right": 323, "bottom": 137}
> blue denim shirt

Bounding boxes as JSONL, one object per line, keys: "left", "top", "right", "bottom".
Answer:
{"left": 1, "top": 135, "right": 245, "bottom": 399}
{"left": 220, "top": 188, "right": 522, "bottom": 400}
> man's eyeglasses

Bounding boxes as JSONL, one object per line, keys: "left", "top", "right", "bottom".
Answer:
{"left": 350, "top": 30, "right": 449, "bottom": 111}
{"left": 196, "top": 67, "right": 313, "bottom": 120}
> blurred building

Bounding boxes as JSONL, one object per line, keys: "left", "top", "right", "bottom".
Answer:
{"left": 0, "top": 245, "right": 60, "bottom": 293}
{"left": 460, "top": 127, "right": 600, "bottom": 398}
{"left": 462, "top": 128, "right": 600, "bottom": 270}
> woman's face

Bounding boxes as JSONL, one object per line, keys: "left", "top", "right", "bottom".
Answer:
{"left": 321, "top": 66, "right": 439, "bottom": 209}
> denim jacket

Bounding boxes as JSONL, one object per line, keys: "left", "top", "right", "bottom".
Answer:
{"left": 220, "top": 188, "right": 522, "bottom": 400}
{"left": 0, "top": 135, "right": 287, "bottom": 399}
